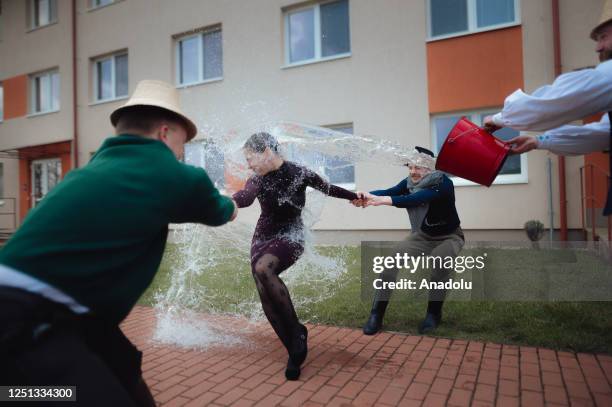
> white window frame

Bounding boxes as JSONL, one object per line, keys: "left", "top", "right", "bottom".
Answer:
{"left": 431, "top": 109, "right": 528, "bottom": 186}
{"left": 184, "top": 139, "right": 226, "bottom": 192}
{"left": 89, "top": 0, "right": 115, "bottom": 11}
{"left": 92, "top": 52, "right": 128, "bottom": 103}
{"left": 175, "top": 27, "right": 223, "bottom": 88}
{"left": 29, "top": 69, "right": 60, "bottom": 115}
{"left": 427, "top": 0, "right": 521, "bottom": 42}
{"left": 283, "top": 0, "right": 351, "bottom": 68}
{"left": 30, "top": 0, "right": 58, "bottom": 30}
{"left": 30, "top": 157, "right": 61, "bottom": 208}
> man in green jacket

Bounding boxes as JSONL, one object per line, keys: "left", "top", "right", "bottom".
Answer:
{"left": 0, "top": 80, "right": 237, "bottom": 406}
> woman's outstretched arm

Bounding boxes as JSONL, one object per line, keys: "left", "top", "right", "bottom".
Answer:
{"left": 304, "top": 169, "right": 358, "bottom": 200}
{"left": 232, "top": 177, "right": 260, "bottom": 208}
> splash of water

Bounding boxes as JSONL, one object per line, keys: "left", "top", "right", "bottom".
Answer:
{"left": 153, "top": 121, "right": 413, "bottom": 349}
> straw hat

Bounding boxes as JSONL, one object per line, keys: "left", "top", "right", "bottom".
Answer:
{"left": 591, "top": 0, "right": 612, "bottom": 40}
{"left": 110, "top": 80, "right": 198, "bottom": 141}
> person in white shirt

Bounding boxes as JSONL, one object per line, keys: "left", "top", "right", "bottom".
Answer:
{"left": 483, "top": 1, "right": 612, "bottom": 213}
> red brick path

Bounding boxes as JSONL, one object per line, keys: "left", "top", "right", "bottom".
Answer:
{"left": 121, "top": 306, "right": 612, "bottom": 406}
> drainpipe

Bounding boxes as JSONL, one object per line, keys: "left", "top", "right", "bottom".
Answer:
{"left": 72, "top": 0, "right": 79, "bottom": 168}
{"left": 552, "top": 0, "right": 568, "bottom": 241}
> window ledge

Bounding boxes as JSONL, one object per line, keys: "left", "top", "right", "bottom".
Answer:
{"left": 427, "top": 22, "right": 521, "bottom": 43}
{"left": 452, "top": 175, "right": 528, "bottom": 187}
{"left": 27, "top": 109, "right": 60, "bottom": 118}
{"left": 282, "top": 53, "right": 351, "bottom": 70}
{"left": 88, "top": 0, "right": 124, "bottom": 12}
{"left": 26, "top": 21, "right": 59, "bottom": 34}
{"left": 89, "top": 96, "right": 128, "bottom": 107}
{"left": 176, "top": 77, "right": 223, "bottom": 90}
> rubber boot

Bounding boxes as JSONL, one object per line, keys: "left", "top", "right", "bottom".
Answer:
{"left": 363, "top": 300, "right": 389, "bottom": 335}
{"left": 418, "top": 301, "right": 443, "bottom": 334}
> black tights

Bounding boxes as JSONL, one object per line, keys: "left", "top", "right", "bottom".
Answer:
{"left": 252, "top": 254, "right": 302, "bottom": 354}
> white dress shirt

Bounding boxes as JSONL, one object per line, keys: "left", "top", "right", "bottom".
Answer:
{"left": 536, "top": 114, "right": 610, "bottom": 156}
{"left": 492, "top": 60, "right": 612, "bottom": 155}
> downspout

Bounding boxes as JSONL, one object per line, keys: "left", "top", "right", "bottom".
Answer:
{"left": 72, "top": 0, "right": 79, "bottom": 168}
{"left": 552, "top": 0, "right": 568, "bottom": 241}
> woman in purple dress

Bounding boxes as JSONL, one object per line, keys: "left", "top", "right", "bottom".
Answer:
{"left": 233, "top": 133, "right": 358, "bottom": 380}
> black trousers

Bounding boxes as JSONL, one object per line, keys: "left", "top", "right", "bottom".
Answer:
{"left": 0, "top": 286, "right": 156, "bottom": 407}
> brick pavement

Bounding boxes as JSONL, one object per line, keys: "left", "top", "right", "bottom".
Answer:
{"left": 121, "top": 306, "right": 612, "bottom": 406}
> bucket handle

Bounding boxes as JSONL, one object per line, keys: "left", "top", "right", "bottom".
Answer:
{"left": 447, "top": 126, "right": 510, "bottom": 145}
{"left": 447, "top": 127, "right": 479, "bottom": 143}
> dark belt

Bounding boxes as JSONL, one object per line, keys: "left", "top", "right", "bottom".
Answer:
{"left": 604, "top": 112, "right": 612, "bottom": 215}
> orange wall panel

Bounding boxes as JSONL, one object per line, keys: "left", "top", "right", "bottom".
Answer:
{"left": 3, "top": 75, "right": 28, "bottom": 119}
{"left": 427, "top": 27, "right": 524, "bottom": 113}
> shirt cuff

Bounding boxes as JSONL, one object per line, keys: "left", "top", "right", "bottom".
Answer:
{"left": 535, "top": 134, "right": 548, "bottom": 150}
{"left": 492, "top": 112, "right": 504, "bottom": 126}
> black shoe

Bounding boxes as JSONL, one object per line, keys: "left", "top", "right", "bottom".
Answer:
{"left": 290, "top": 325, "right": 308, "bottom": 366}
{"left": 363, "top": 311, "right": 384, "bottom": 335}
{"left": 418, "top": 312, "right": 441, "bottom": 334}
{"left": 363, "top": 300, "right": 388, "bottom": 335}
{"left": 285, "top": 357, "right": 301, "bottom": 380}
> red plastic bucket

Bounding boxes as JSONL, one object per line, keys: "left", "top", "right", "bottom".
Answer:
{"left": 436, "top": 117, "right": 510, "bottom": 187}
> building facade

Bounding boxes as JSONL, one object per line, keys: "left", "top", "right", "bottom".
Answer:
{"left": 0, "top": 0, "right": 606, "bottom": 242}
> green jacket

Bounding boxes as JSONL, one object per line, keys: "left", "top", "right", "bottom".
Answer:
{"left": 0, "top": 134, "right": 234, "bottom": 323}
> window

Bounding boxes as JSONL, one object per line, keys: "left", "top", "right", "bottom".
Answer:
{"left": 31, "top": 158, "right": 61, "bottom": 207}
{"left": 0, "top": 83, "right": 3, "bottom": 122}
{"left": 184, "top": 140, "right": 225, "bottom": 190}
{"left": 428, "top": 0, "right": 519, "bottom": 40}
{"left": 176, "top": 27, "right": 223, "bottom": 86}
{"left": 284, "top": 0, "right": 350, "bottom": 65}
{"left": 30, "top": 0, "right": 57, "bottom": 29}
{"left": 30, "top": 70, "right": 60, "bottom": 114}
{"left": 432, "top": 110, "right": 527, "bottom": 185}
{"left": 322, "top": 125, "right": 355, "bottom": 186}
{"left": 91, "top": 0, "right": 114, "bottom": 8}
{"left": 283, "top": 124, "right": 355, "bottom": 188}
{"left": 93, "top": 53, "right": 128, "bottom": 102}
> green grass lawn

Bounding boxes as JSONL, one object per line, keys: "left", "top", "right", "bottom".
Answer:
{"left": 139, "top": 244, "right": 612, "bottom": 354}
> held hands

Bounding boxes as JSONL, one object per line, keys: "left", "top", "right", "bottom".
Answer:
{"left": 351, "top": 191, "right": 370, "bottom": 207}
{"left": 351, "top": 192, "right": 392, "bottom": 208}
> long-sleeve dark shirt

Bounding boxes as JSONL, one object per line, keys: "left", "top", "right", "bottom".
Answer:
{"left": 233, "top": 161, "right": 357, "bottom": 241}
{"left": 371, "top": 175, "right": 460, "bottom": 236}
